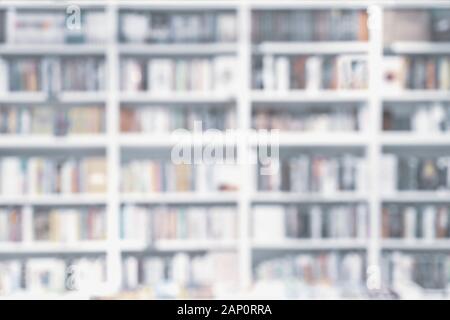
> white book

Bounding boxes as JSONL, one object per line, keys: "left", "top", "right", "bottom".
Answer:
{"left": 310, "top": 206, "right": 322, "bottom": 239}
{"left": 422, "top": 206, "right": 436, "bottom": 241}
{"left": 356, "top": 204, "right": 367, "bottom": 239}
{"left": 216, "top": 13, "right": 236, "bottom": 42}
{"left": 305, "top": 56, "right": 322, "bottom": 91}
{"left": 26, "top": 258, "right": 66, "bottom": 293}
{"left": 380, "top": 154, "right": 398, "bottom": 194}
{"left": 213, "top": 56, "right": 236, "bottom": 94}
{"left": 1, "top": 157, "right": 23, "bottom": 196}
{"left": 382, "top": 56, "right": 406, "bottom": 92}
{"left": 275, "top": 56, "right": 290, "bottom": 91}
{"left": 123, "top": 256, "right": 139, "bottom": 289}
{"left": 253, "top": 205, "right": 285, "bottom": 241}
{"left": 403, "top": 206, "right": 417, "bottom": 239}
{"left": 148, "top": 59, "right": 173, "bottom": 93}
{"left": 143, "top": 257, "right": 165, "bottom": 285}
{"left": 0, "top": 58, "right": 8, "bottom": 93}
{"left": 262, "top": 55, "right": 275, "bottom": 91}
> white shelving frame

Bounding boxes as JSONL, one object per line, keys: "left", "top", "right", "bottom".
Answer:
{"left": 0, "top": 0, "right": 449, "bottom": 298}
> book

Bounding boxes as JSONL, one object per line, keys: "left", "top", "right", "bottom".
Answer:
{"left": 0, "top": 208, "right": 22, "bottom": 242}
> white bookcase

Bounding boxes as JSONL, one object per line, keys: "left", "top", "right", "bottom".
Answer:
{"left": 0, "top": 0, "right": 449, "bottom": 299}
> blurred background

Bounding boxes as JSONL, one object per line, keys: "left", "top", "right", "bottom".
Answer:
{"left": 0, "top": 0, "right": 450, "bottom": 299}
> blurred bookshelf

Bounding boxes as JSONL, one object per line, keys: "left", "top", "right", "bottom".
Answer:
{"left": 0, "top": 0, "right": 450, "bottom": 300}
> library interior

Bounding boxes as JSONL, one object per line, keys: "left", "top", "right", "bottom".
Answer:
{"left": 0, "top": 0, "right": 450, "bottom": 300}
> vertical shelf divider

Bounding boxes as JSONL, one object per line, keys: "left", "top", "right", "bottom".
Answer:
{"left": 237, "top": 1, "right": 253, "bottom": 290}
{"left": 106, "top": 2, "right": 122, "bottom": 293}
{"left": 367, "top": 3, "right": 383, "bottom": 290}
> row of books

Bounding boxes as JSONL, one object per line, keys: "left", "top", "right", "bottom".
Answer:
{"left": 253, "top": 204, "right": 367, "bottom": 240}
{"left": 120, "top": 106, "right": 236, "bottom": 133}
{"left": 121, "top": 161, "right": 239, "bottom": 193}
{"left": 381, "top": 154, "right": 450, "bottom": 192}
{"left": 258, "top": 154, "right": 367, "bottom": 193}
{"left": 120, "top": 11, "right": 236, "bottom": 43}
{"left": 255, "top": 253, "right": 365, "bottom": 289}
{"left": 384, "top": 9, "right": 450, "bottom": 44}
{"left": 253, "top": 55, "right": 368, "bottom": 91}
{"left": 382, "top": 205, "right": 450, "bottom": 240}
{"left": 0, "top": 208, "right": 21, "bottom": 242}
{"left": 252, "top": 10, "right": 368, "bottom": 43}
{"left": 383, "top": 56, "right": 450, "bottom": 91}
{"left": 13, "top": 10, "right": 106, "bottom": 44}
{"left": 0, "top": 258, "right": 106, "bottom": 295}
{"left": 383, "top": 252, "right": 450, "bottom": 290}
{"left": 383, "top": 103, "right": 450, "bottom": 133}
{"left": 0, "top": 157, "right": 107, "bottom": 195}
{"left": 0, "top": 57, "right": 106, "bottom": 93}
{"left": 34, "top": 207, "right": 105, "bottom": 242}
{"left": 0, "top": 105, "right": 104, "bottom": 136}
{"left": 253, "top": 106, "right": 363, "bottom": 132}
{"left": 121, "top": 56, "right": 236, "bottom": 93}
{"left": 122, "top": 253, "right": 239, "bottom": 298}
{"left": 120, "top": 205, "right": 236, "bottom": 242}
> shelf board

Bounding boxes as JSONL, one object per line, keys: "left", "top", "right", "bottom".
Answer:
{"left": 0, "top": 136, "right": 107, "bottom": 149}
{"left": 119, "top": 43, "right": 237, "bottom": 56}
{"left": 252, "top": 192, "right": 367, "bottom": 204}
{"left": 120, "top": 239, "right": 237, "bottom": 252}
{"left": 252, "top": 239, "right": 367, "bottom": 251}
{"left": 381, "top": 133, "right": 450, "bottom": 147}
{"left": 251, "top": 90, "right": 368, "bottom": 103}
{"left": 119, "top": 133, "right": 238, "bottom": 148}
{"left": 382, "top": 239, "right": 450, "bottom": 251}
{"left": 121, "top": 193, "right": 239, "bottom": 205}
{"left": 253, "top": 132, "right": 368, "bottom": 147}
{"left": 0, "top": 44, "right": 106, "bottom": 56}
{"left": 253, "top": 41, "right": 369, "bottom": 55}
{"left": 0, "top": 194, "right": 107, "bottom": 206}
{"left": 0, "top": 92, "right": 48, "bottom": 104}
{"left": 0, "top": 92, "right": 106, "bottom": 104}
{"left": 120, "top": 92, "right": 235, "bottom": 104}
{"left": 382, "top": 191, "right": 450, "bottom": 203}
{"left": 386, "top": 42, "right": 450, "bottom": 55}
{"left": 383, "top": 91, "right": 450, "bottom": 102}
{"left": 0, "top": 241, "right": 107, "bottom": 254}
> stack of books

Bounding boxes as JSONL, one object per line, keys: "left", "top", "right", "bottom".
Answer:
{"left": 258, "top": 154, "right": 367, "bottom": 194}
{"left": 253, "top": 105, "right": 364, "bottom": 132}
{"left": 252, "top": 9, "right": 368, "bottom": 43}
{"left": 253, "top": 204, "right": 367, "bottom": 240}
{"left": 0, "top": 156, "right": 107, "bottom": 195}
{"left": 381, "top": 154, "right": 450, "bottom": 192}
{"left": 34, "top": 207, "right": 105, "bottom": 242}
{"left": 120, "top": 105, "right": 236, "bottom": 133}
{"left": 122, "top": 252, "right": 238, "bottom": 298}
{"left": 121, "top": 205, "right": 236, "bottom": 242}
{"left": 253, "top": 55, "right": 368, "bottom": 91}
{"left": 121, "top": 161, "right": 239, "bottom": 193}
{"left": 121, "top": 56, "right": 236, "bottom": 93}
{"left": 119, "top": 10, "right": 236, "bottom": 43}
{"left": 383, "top": 103, "right": 450, "bottom": 132}
{"left": 382, "top": 204, "right": 450, "bottom": 239}
{"left": 0, "top": 105, "right": 104, "bottom": 136}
